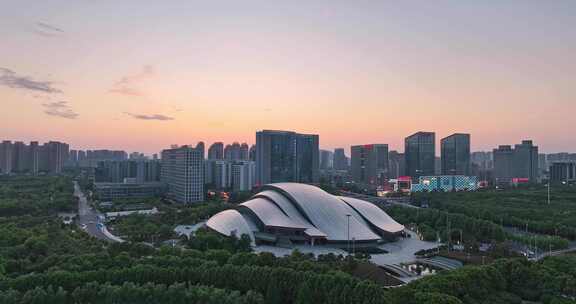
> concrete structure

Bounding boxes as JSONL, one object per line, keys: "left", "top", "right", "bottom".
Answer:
{"left": 411, "top": 176, "right": 478, "bottom": 192}
{"left": 550, "top": 162, "right": 576, "bottom": 184}
{"left": 230, "top": 161, "right": 256, "bottom": 191}
{"left": 207, "top": 183, "right": 404, "bottom": 247}
{"left": 95, "top": 160, "right": 161, "bottom": 183}
{"left": 405, "top": 132, "right": 436, "bottom": 179}
{"left": 333, "top": 148, "right": 349, "bottom": 171}
{"left": 388, "top": 151, "right": 405, "bottom": 179}
{"left": 0, "top": 140, "right": 68, "bottom": 175}
{"left": 94, "top": 182, "right": 165, "bottom": 201}
{"left": 493, "top": 140, "right": 539, "bottom": 185}
{"left": 161, "top": 144, "right": 204, "bottom": 203}
{"left": 441, "top": 133, "right": 470, "bottom": 176}
{"left": 351, "top": 144, "right": 389, "bottom": 187}
{"left": 256, "top": 130, "right": 319, "bottom": 185}
{"left": 205, "top": 160, "right": 256, "bottom": 191}
{"left": 319, "top": 149, "right": 334, "bottom": 170}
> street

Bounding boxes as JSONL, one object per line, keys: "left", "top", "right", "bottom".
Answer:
{"left": 74, "top": 181, "right": 118, "bottom": 242}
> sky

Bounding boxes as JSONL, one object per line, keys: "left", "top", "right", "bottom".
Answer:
{"left": 1, "top": 0, "right": 575, "bottom": 155}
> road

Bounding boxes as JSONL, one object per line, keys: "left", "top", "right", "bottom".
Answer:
{"left": 74, "top": 181, "right": 118, "bottom": 242}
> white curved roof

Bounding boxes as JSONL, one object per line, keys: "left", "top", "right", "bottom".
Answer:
{"left": 255, "top": 190, "right": 326, "bottom": 237}
{"left": 206, "top": 209, "right": 256, "bottom": 245}
{"left": 339, "top": 196, "right": 405, "bottom": 234}
{"left": 207, "top": 183, "right": 404, "bottom": 244}
{"left": 240, "top": 198, "right": 307, "bottom": 230}
{"left": 263, "top": 183, "right": 380, "bottom": 242}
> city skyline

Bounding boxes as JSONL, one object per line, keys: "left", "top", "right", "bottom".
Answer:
{"left": 2, "top": 1, "right": 576, "bottom": 154}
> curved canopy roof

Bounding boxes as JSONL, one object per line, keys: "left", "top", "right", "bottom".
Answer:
{"left": 206, "top": 209, "right": 256, "bottom": 245}
{"left": 339, "top": 196, "right": 405, "bottom": 234}
{"left": 261, "top": 183, "right": 380, "bottom": 242}
{"left": 240, "top": 198, "right": 307, "bottom": 230}
{"left": 207, "top": 183, "right": 403, "bottom": 244}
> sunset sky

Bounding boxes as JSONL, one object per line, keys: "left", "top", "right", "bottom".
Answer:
{"left": 1, "top": 1, "right": 575, "bottom": 155}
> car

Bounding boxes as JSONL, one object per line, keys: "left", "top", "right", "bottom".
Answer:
{"left": 81, "top": 224, "right": 87, "bottom": 230}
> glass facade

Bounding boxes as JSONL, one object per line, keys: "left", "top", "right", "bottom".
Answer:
{"left": 405, "top": 132, "right": 435, "bottom": 179}
{"left": 256, "top": 130, "right": 319, "bottom": 184}
{"left": 441, "top": 133, "right": 470, "bottom": 175}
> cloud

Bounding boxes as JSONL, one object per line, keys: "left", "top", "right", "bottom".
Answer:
{"left": 0, "top": 67, "right": 62, "bottom": 94}
{"left": 110, "top": 65, "right": 155, "bottom": 96}
{"left": 124, "top": 112, "right": 174, "bottom": 121}
{"left": 33, "top": 22, "right": 65, "bottom": 37}
{"left": 43, "top": 101, "right": 78, "bottom": 119}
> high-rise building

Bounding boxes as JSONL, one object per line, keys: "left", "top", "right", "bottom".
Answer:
{"left": 256, "top": 130, "right": 319, "bottom": 185}
{"left": 249, "top": 144, "right": 256, "bottom": 161}
{"left": 161, "top": 144, "right": 204, "bottom": 203}
{"left": 405, "top": 132, "right": 436, "bottom": 179}
{"left": 333, "top": 148, "right": 349, "bottom": 171}
{"left": 513, "top": 140, "right": 539, "bottom": 182}
{"left": 493, "top": 140, "right": 539, "bottom": 184}
{"left": 230, "top": 161, "right": 256, "bottom": 191}
{"left": 441, "top": 133, "right": 470, "bottom": 176}
{"left": 388, "top": 151, "right": 405, "bottom": 179}
{"left": 0, "top": 140, "right": 70, "bottom": 175}
{"left": 204, "top": 159, "right": 230, "bottom": 189}
{"left": 351, "top": 144, "right": 389, "bottom": 186}
{"left": 493, "top": 145, "right": 515, "bottom": 184}
{"left": 319, "top": 150, "right": 334, "bottom": 170}
{"left": 0, "top": 141, "right": 13, "bottom": 174}
{"left": 28, "top": 141, "right": 39, "bottom": 175}
{"left": 208, "top": 142, "right": 224, "bottom": 160}
{"left": 44, "top": 141, "right": 69, "bottom": 174}
{"left": 240, "top": 143, "right": 250, "bottom": 160}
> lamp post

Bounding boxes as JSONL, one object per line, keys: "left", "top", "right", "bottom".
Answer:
{"left": 547, "top": 183, "right": 551, "bottom": 205}
{"left": 346, "top": 214, "right": 351, "bottom": 255}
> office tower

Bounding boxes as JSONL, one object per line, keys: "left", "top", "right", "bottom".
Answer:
{"left": 351, "top": 144, "right": 389, "bottom": 186}
{"left": 493, "top": 140, "right": 539, "bottom": 184}
{"left": 405, "top": 132, "right": 436, "bottom": 179}
{"left": 208, "top": 142, "right": 224, "bottom": 160}
{"left": 388, "top": 150, "right": 405, "bottom": 179}
{"left": 319, "top": 150, "right": 334, "bottom": 170}
{"left": 230, "top": 161, "right": 256, "bottom": 191}
{"left": 471, "top": 151, "right": 494, "bottom": 170}
{"left": 493, "top": 145, "right": 515, "bottom": 184}
{"left": 441, "top": 133, "right": 471, "bottom": 176}
{"left": 249, "top": 144, "right": 256, "bottom": 161}
{"left": 333, "top": 148, "right": 349, "bottom": 171}
{"left": 161, "top": 143, "right": 205, "bottom": 203}
{"left": 256, "top": 130, "right": 319, "bottom": 185}
{"left": 513, "top": 140, "right": 539, "bottom": 181}
{"left": 550, "top": 162, "right": 576, "bottom": 183}
{"left": 0, "top": 141, "right": 13, "bottom": 174}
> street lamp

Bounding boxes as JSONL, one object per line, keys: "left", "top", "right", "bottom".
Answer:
{"left": 547, "top": 183, "right": 551, "bottom": 205}
{"left": 346, "top": 214, "right": 351, "bottom": 254}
